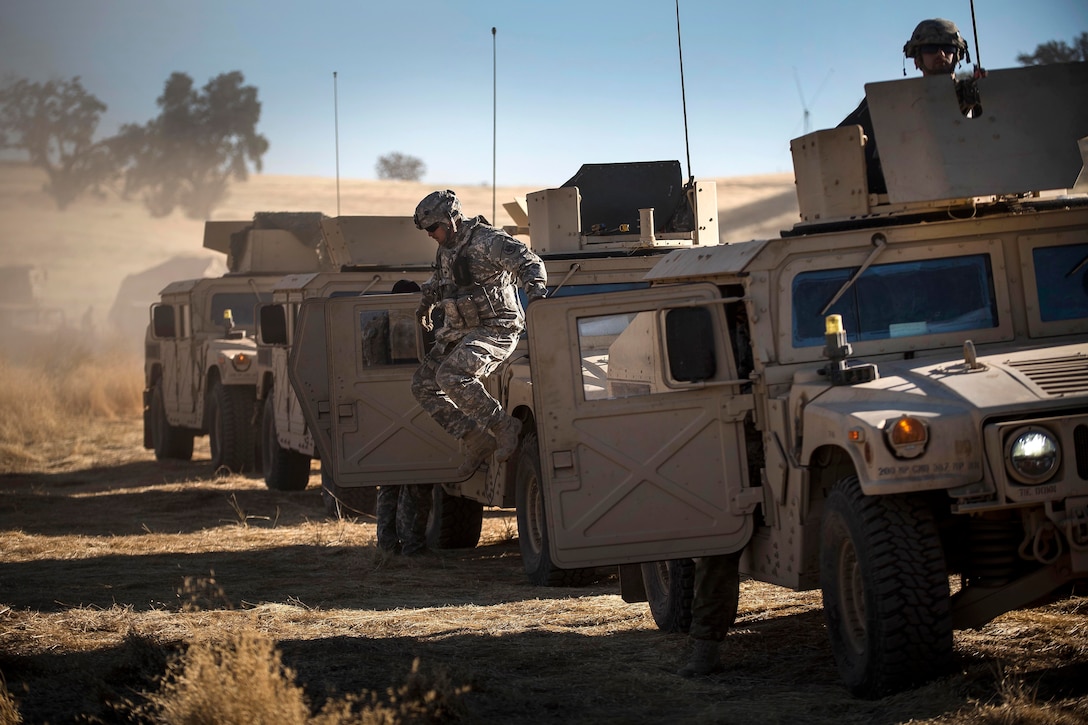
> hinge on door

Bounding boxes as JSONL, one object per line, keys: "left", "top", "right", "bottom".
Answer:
{"left": 733, "top": 486, "right": 763, "bottom": 514}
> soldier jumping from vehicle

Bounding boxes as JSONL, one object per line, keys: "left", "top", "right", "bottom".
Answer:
{"left": 411, "top": 189, "right": 548, "bottom": 478}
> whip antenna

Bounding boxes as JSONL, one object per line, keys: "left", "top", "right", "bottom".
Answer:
{"left": 675, "top": 0, "right": 693, "bottom": 184}
{"left": 968, "top": 0, "right": 984, "bottom": 73}
{"left": 333, "top": 71, "right": 341, "bottom": 216}
{"left": 492, "top": 26, "right": 497, "bottom": 223}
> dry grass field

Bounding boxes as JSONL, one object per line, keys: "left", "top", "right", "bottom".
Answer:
{"left": 2, "top": 164, "right": 1088, "bottom": 723}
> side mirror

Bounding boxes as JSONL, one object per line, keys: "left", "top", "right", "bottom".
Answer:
{"left": 259, "top": 304, "right": 288, "bottom": 346}
{"left": 151, "top": 304, "right": 176, "bottom": 339}
{"left": 665, "top": 307, "right": 717, "bottom": 382}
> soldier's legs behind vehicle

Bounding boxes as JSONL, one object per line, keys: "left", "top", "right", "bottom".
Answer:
{"left": 376, "top": 485, "right": 401, "bottom": 553}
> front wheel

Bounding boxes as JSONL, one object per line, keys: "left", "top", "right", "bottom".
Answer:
{"left": 820, "top": 475, "right": 952, "bottom": 698}
{"left": 427, "top": 487, "right": 483, "bottom": 549}
{"left": 261, "top": 393, "right": 311, "bottom": 491}
{"left": 207, "top": 380, "right": 256, "bottom": 474}
{"left": 515, "top": 432, "right": 597, "bottom": 587}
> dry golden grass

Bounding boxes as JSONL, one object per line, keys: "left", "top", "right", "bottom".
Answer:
{"left": 0, "top": 330, "right": 142, "bottom": 474}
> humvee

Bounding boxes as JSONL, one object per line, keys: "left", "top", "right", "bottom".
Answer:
{"left": 254, "top": 215, "right": 434, "bottom": 515}
{"left": 516, "top": 62, "right": 1087, "bottom": 696}
{"left": 144, "top": 212, "right": 333, "bottom": 472}
{"left": 288, "top": 161, "right": 720, "bottom": 565}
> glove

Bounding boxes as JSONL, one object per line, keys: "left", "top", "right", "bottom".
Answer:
{"left": 416, "top": 302, "right": 434, "bottom": 332}
{"left": 526, "top": 284, "right": 547, "bottom": 304}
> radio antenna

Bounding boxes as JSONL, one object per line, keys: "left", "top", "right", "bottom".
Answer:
{"left": 333, "top": 71, "right": 341, "bottom": 216}
{"left": 675, "top": 0, "right": 693, "bottom": 184}
{"left": 491, "top": 26, "right": 497, "bottom": 224}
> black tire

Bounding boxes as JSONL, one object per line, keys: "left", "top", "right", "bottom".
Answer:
{"left": 321, "top": 467, "right": 377, "bottom": 518}
{"left": 150, "top": 381, "right": 194, "bottom": 461}
{"left": 515, "top": 432, "right": 597, "bottom": 587}
{"left": 426, "top": 486, "right": 484, "bottom": 549}
{"left": 641, "top": 558, "right": 695, "bottom": 633}
{"left": 820, "top": 475, "right": 952, "bottom": 698}
{"left": 207, "top": 379, "right": 256, "bottom": 473}
{"left": 261, "top": 393, "right": 311, "bottom": 491}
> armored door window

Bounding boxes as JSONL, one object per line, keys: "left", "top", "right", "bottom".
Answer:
{"left": 359, "top": 309, "right": 419, "bottom": 367}
{"left": 576, "top": 305, "right": 724, "bottom": 400}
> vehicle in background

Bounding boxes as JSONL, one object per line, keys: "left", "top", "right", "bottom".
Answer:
{"left": 144, "top": 212, "right": 333, "bottom": 473}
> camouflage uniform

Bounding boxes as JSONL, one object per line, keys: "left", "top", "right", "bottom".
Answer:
{"left": 412, "top": 212, "right": 547, "bottom": 452}
{"left": 376, "top": 484, "right": 434, "bottom": 555}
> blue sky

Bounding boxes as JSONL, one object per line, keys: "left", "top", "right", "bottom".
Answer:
{"left": 2, "top": 1, "right": 1085, "bottom": 187}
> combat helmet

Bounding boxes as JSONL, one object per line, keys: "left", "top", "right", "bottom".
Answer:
{"left": 413, "top": 189, "right": 462, "bottom": 230}
{"left": 903, "top": 18, "right": 969, "bottom": 62}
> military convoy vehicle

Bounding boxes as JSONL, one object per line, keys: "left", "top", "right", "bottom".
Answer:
{"left": 253, "top": 215, "right": 435, "bottom": 516}
{"left": 288, "top": 160, "right": 720, "bottom": 561}
{"left": 519, "top": 62, "right": 1088, "bottom": 696}
{"left": 144, "top": 212, "right": 332, "bottom": 472}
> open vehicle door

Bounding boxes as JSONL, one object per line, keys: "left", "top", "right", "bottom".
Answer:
{"left": 526, "top": 283, "right": 760, "bottom": 568}
{"left": 288, "top": 293, "right": 466, "bottom": 487}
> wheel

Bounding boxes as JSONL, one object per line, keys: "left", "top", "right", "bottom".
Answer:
{"left": 321, "top": 467, "right": 377, "bottom": 518}
{"left": 207, "top": 379, "right": 256, "bottom": 473}
{"left": 515, "top": 432, "right": 597, "bottom": 587}
{"left": 820, "top": 475, "right": 952, "bottom": 698}
{"left": 150, "top": 381, "right": 194, "bottom": 461}
{"left": 426, "top": 486, "right": 484, "bottom": 549}
{"left": 641, "top": 558, "right": 695, "bottom": 633}
{"left": 261, "top": 393, "right": 311, "bottom": 491}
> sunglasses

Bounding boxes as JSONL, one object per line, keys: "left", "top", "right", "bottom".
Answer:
{"left": 425, "top": 222, "right": 442, "bottom": 233}
{"left": 919, "top": 44, "right": 958, "bottom": 56}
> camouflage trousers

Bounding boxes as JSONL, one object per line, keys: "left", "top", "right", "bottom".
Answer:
{"left": 376, "top": 484, "right": 434, "bottom": 555}
{"left": 689, "top": 553, "right": 741, "bottom": 641}
{"left": 411, "top": 327, "right": 520, "bottom": 440}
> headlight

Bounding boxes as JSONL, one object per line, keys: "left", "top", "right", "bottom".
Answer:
{"left": 231, "top": 352, "right": 252, "bottom": 372}
{"left": 1004, "top": 427, "right": 1059, "bottom": 485}
{"left": 883, "top": 415, "right": 928, "bottom": 459}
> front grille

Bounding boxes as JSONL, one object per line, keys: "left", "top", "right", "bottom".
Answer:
{"left": 1006, "top": 354, "right": 1088, "bottom": 396}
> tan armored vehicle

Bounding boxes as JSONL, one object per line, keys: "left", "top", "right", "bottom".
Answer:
{"left": 254, "top": 215, "right": 435, "bottom": 513}
{"left": 514, "top": 62, "right": 1087, "bottom": 696}
{"left": 144, "top": 212, "right": 332, "bottom": 472}
{"left": 289, "top": 161, "right": 720, "bottom": 559}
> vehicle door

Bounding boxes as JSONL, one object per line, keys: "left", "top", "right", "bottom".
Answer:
{"left": 289, "top": 293, "right": 464, "bottom": 487}
{"left": 526, "top": 282, "right": 759, "bottom": 568}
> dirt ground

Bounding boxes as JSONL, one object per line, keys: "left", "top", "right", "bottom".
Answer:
{"left": 2, "top": 415, "right": 1088, "bottom": 724}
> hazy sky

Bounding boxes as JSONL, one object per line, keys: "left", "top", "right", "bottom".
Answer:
{"left": 2, "top": 1, "right": 1086, "bottom": 187}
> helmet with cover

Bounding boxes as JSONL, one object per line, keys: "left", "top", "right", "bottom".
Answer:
{"left": 903, "top": 18, "right": 968, "bottom": 62}
{"left": 413, "top": 189, "right": 462, "bottom": 231}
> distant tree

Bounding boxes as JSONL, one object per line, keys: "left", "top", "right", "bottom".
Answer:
{"left": 376, "top": 152, "right": 425, "bottom": 181}
{"left": 112, "top": 71, "right": 269, "bottom": 219}
{"left": 1016, "top": 32, "right": 1088, "bottom": 64}
{"left": 0, "top": 77, "right": 116, "bottom": 210}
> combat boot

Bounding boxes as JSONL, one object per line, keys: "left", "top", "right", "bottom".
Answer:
{"left": 457, "top": 427, "right": 497, "bottom": 477}
{"left": 677, "top": 639, "right": 721, "bottom": 678}
{"left": 490, "top": 415, "right": 522, "bottom": 462}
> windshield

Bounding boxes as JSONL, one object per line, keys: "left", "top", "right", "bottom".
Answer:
{"left": 1033, "top": 242, "right": 1088, "bottom": 322}
{"left": 792, "top": 254, "right": 998, "bottom": 347}
{"left": 211, "top": 292, "right": 272, "bottom": 328}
